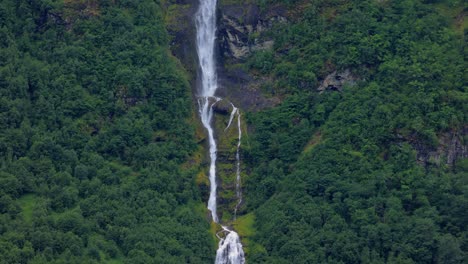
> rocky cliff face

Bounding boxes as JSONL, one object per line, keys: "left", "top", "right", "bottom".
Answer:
{"left": 217, "top": 4, "right": 285, "bottom": 61}
{"left": 165, "top": 0, "right": 199, "bottom": 76}
{"left": 414, "top": 126, "right": 468, "bottom": 167}
{"left": 215, "top": 2, "right": 287, "bottom": 112}
{"left": 165, "top": 0, "right": 284, "bottom": 111}
{"left": 167, "top": 0, "right": 467, "bottom": 234}
{"left": 165, "top": 0, "right": 280, "bottom": 220}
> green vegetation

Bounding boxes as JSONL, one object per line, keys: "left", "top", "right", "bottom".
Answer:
{"left": 241, "top": 0, "right": 467, "bottom": 263}
{"left": 17, "top": 194, "right": 36, "bottom": 223}
{"left": 0, "top": 0, "right": 213, "bottom": 263}
{"left": 0, "top": 0, "right": 466, "bottom": 263}
{"left": 233, "top": 213, "right": 266, "bottom": 256}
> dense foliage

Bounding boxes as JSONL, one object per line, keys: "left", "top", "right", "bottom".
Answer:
{"left": 1, "top": 0, "right": 466, "bottom": 263}
{"left": 0, "top": 0, "right": 213, "bottom": 263}
{"left": 244, "top": 0, "right": 466, "bottom": 263}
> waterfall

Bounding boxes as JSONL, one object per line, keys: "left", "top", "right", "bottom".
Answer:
{"left": 198, "top": 96, "right": 220, "bottom": 223}
{"left": 225, "top": 105, "right": 238, "bottom": 132}
{"left": 195, "top": 0, "right": 245, "bottom": 263}
{"left": 195, "top": 0, "right": 217, "bottom": 97}
{"left": 234, "top": 112, "right": 242, "bottom": 219}
{"left": 215, "top": 226, "right": 245, "bottom": 264}
{"left": 225, "top": 106, "right": 242, "bottom": 219}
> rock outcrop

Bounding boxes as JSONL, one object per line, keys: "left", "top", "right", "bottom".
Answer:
{"left": 215, "top": 3, "right": 287, "bottom": 111}
{"left": 165, "top": 0, "right": 199, "bottom": 75}
{"left": 414, "top": 126, "right": 468, "bottom": 167}
{"left": 165, "top": 0, "right": 287, "bottom": 111}
{"left": 164, "top": 2, "right": 288, "bottom": 221}
{"left": 318, "top": 69, "right": 358, "bottom": 92}
{"left": 213, "top": 99, "right": 232, "bottom": 115}
{"left": 218, "top": 3, "right": 286, "bottom": 61}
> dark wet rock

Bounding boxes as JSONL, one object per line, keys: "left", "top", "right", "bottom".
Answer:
{"left": 214, "top": 3, "right": 287, "bottom": 111}
{"left": 213, "top": 99, "right": 233, "bottom": 115}
{"left": 165, "top": 0, "right": 199, "bottom": 76}
{"left": 217, "top": 68, "right": 281, "bottom": 112}
{"left": 165, "top": 0, "right": 285, "bottom": 111}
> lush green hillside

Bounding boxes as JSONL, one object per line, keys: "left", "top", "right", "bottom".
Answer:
{"left": 0, "top": 0, "right": 213, "bottom": 263}
{"left": 241, "top": 0, "right": 467, "bottom": 263}
{"left": 1, "top": 0, "right": 466, "bottom": 263}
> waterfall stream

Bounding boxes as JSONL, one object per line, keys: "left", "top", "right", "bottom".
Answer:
{"left": 195, "top": 0, "right": 245, "bottom": 263}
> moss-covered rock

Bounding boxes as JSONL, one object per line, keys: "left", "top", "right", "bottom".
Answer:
{"left": 164, "top": 0, "right": 199, "bottom": 76}
{"left": 212, "top": 100, "right": 245, "bottom": 221}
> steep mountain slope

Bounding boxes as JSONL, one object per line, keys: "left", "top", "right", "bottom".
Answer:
{"left": 1, "top": 0, "right": 466, "bottom": 263}
{"left": 0, "top": 1, "right": 214, "bottom": 263}
{"left": 214, "top": 0, "right": 467, "bottom": 263}
{"left": 163, "top": 0, "right": 468, "bottom": 262}
{"left": 167, "top": 0, "right": 466, "bottom": 262}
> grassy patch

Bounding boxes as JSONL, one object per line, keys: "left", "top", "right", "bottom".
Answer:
{"left": 303, "top": 131, "right": 322, "bottom": 154}
{"left": 210, "top": 221, "right": 222, "bottom": 247}
{"left": 432, "top": 1, "right": 466, "bottom": 36}
{"left": 233, "top": 213, "right": 255, "bottom": 237}
{"left": 17, "top": 194, "right": 36, "bottom": 223}
{"left": 196, "top": 170, "right": 209, "bottom": 186}
{"left": 233, "top": 213, "right": 266, "bottom": 256}
{"left": 106, "top": 258, "right": 123, "bottom": 264}
{"left": 165, "top": 4, "right": 191, "bottom": 31}
{"left": 224, "top": 63, "right": 249, "bottom": 72}
{"left": 219, "top": 0, "right": 253, "bottom": 6}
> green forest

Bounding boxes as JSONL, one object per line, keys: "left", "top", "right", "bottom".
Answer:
{"left": 0, "top": 0, "right": 466, "bottom": 263}
{"left": 241, "top": 0, "right": 467, "bottom": 263}
{"left": 0, "top": 0, "right": 213, "bottom": 263}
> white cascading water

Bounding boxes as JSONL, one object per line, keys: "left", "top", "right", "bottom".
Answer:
{"left": 198, "top": 96, "right": 220, "bottom": 223}
{"left": 234, "top": 111, "right": 242, "bottom": 219}
{"left": 225, "top": 105, "right": 238, "bottom": 132}
{"left": 195, "top": 0, "right": 245, "bottom": 263}
{"left": 225, "top": 105, "right": 242, "bottom": 219}
{"left": 215, "top": 226, "right": 245, "bottom": 264}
